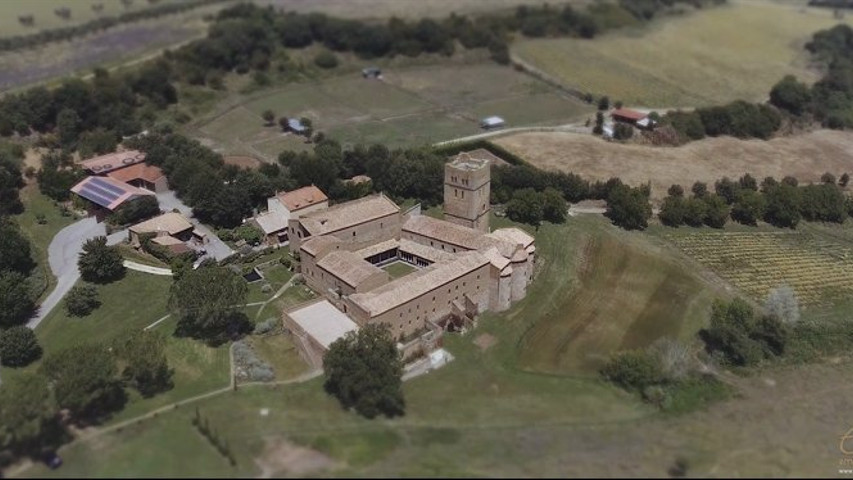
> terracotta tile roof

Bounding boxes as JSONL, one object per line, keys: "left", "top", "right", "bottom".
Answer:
{"left": 402, "top": 215, "right": 482, "bottom": 250}
{"left": 348, "top": 251, "right": 489, "bottom": 316}
{"left": 79, "top": 150, "right": 146, "bottom": 174}
{"left": 316, "top": 250, "right": 387, "bottom": 288}
{"left": 255, "top": 211, "right": 288, "bottom": 235}
{"left": 611, "top": 108, "right": 647, "bottom": 121}
{"left": 129, "top": 212, "right": 193, "bottom": 236}
{"left": 488, "top": 228, "right": 535, "bottom": 249}
{"left": 399, "top": 239, "right": 455, "bottom": 263}
{"left": 301, "top": 236, "right": 343, "bottom": 257}
{"left": 278, "top": 186, "right": 328, "bottom": 212}
{"left": 70, "top": 176, "right": 154, "bottom": 211}
{"left": 299, "top": 194, "right": 399, "bottom": 236}
{"left": 354, "top": 239, "right": 399, "bottom": 259}
{"left": 106, "top": 162, "right": 165, "bottom": 184}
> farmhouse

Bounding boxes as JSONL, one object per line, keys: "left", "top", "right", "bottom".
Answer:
{"left": 80, "top": 150, "right": 168, "bottom": 192}
{"left": 255, "top": 185, "right": 329, "bottom": 245}
{"left": 611, "top": 108, "right": 656, "bottom": 130}
{"left": 70, "top": 175, "right": 156, "bottom": 222}
{"left": 283, "top": 151, "right": 535, "bottom": 365}
{"left": 128, "top": 212, "right": 196, "bottom": 249}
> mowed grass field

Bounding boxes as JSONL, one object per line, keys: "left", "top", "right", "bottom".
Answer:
{"left": 23, "top": 214, "right": 853, "bottom": 477}
{"left": 518, "top": 222, "right": 722, "bottom": 374}
{"left": 512, "top": 0, "right": 853, "bottom": 107}
{"left": 494, "top": 129, "right": 853, "bottom": 201}
{"left": 0, "top": 0, "right": 184, "bottom": 38}
{"left": 0, "top": 271, "right": 233, "bottom": 425}
{"left": 191, "top": 63, "right": 593, "bottom": 159}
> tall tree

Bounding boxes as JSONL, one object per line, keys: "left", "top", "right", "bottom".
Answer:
{"left": 169, "top": 265, "right": 249, "bottom": 344}
{"left": 506, "top": 188, "right": 545, "bottom": 226}
{"left": 78, "top": 236, "right": 125, "bottom": 283}
{"left": 605, "top": 184, "right": 651, "bottom": 230}
{"left": 39, "top": 344, "right": 125, "bottom": 422}
{"left": 0, "top": 219, "right": 35, "bottom": 274}
{"left": 0, "top": 271, "right": 36, "bottom": 328}
{"left": 542, "top": 187, "right": 567, "bottom": 223}
{"left": 323, "top": 323, "right": 404, "bottom": 419}
{"left": 0, "top": 376, "right": 61, "bottom": 457}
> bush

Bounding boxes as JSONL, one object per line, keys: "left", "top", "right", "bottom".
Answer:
{"left": 65, "top": 284, "right": 101, "bottom": 317}
{"left": 253, "top": 318, "right": 279, "bottom": 335}
{"left": 314, "top": 51, "right": 339, "bottom": 69}
{"left": 232, "top": 340, "right": 274, "bottom": 382}
{"left": 0, "top": 326, "right": 42, "bottom": 367}
{"left": 600, "top": 349, "right": 663, "bottom": 392}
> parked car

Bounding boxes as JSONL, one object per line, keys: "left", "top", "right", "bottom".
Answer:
{"left": 42, "top": 452, "right": 62, "bottom": 469}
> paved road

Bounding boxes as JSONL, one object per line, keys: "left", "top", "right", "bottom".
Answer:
{"left": 156, "top": 191, "right": 234, "bottom": 261}
{"left": 27, "top": 218, "right": 126, "bottom": 329}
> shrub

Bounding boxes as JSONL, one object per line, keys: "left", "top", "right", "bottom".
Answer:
{"left": 65, "top": 284, "right": 101, "bottom": 317}
{"left": 233, "top": 340, "right": 275, "bottom": 382}
{"left": 253, "top": 318, "right": 279, "bottom": 335}
{"left": 314, "top": 51, "right": 339, "bottom": 69}
{"left": 764, "top": 285, "right": 800, "bottom": 326}
{"left": 0, "top": 326, "right": 42, "bottom": 367}
{"left": 600, "top": 349, "right": 663, "bottom": 392}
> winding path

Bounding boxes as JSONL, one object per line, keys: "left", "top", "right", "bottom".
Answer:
{"left": 27, "top": 219, "right": 126, "bottom": 329}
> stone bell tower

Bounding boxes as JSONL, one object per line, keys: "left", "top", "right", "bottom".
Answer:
{"left": 443, "top": 152, "right": 490, "bottom": 232}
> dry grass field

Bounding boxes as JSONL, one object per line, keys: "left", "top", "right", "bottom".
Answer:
{"left": 494, "top": 129, "right": 853, "bottom": 200}
{"left": 191, "top": 62, "right": 593, "bottom": 159}
{"left": 512, "top": 0, "right": 853, "bottom": 107}
{"left": 0, "top": 0, "right": 186, "bottom": 38}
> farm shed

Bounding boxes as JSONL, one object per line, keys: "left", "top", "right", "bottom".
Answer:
{"left": 611, "top": 108, "right": 648, "bottom": 125}
{"left": 480, "top": 116, "right": 506, "bottom": 129}
{"left": 70, "top": 176, "right": 155, "bottom": 221}
{"left": 284, "top": 299, "right": 359, "bottom": 367}
{"left": 287, "top": 118, "right": 307, "bottom": 134}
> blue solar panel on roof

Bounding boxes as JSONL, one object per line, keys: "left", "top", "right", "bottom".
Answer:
{"left": 82, "top": 182, "right": 121, "bottom": 201}
{"left": 88, "top": 177, "right": 127, "bottom": 196}
{"left": 77, "top": 189, "right": 115, "bottom": 208}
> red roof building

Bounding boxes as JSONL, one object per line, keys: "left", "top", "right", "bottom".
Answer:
{"left": 610, "top": 108, "right": 648, "bottom": 124}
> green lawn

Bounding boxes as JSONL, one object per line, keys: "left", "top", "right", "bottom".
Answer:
{"left": 15, "top": 186, "right": 77, "bottom": 301}
{"left": 246, "top": 334, "right": 309, "bottom": 381}
{"left": 25, "top": 216, "right": 675, "bottom": 477}
{"left": 7, "top": 271, "right": 232, "bottom": 425}
{"left": 382, "top": 261, "right": 417, "bottom": 279}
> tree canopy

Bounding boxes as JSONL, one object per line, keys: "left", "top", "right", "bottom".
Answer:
{"left": 323, "top": 323, "right": 404, "bottom": 419}
{"left": 40, "top": 343, "right": 125, "bottom": 422}
{"left": 0, "top": 271, "right": 35, "bottom": 328}
{"left": 78, "top": 236, "right": 126, "bottom": 283}
{"left": 169, "top": 265, "right": 249, "bottom": 344}
{"left": 0, "top": 375, "right": 61, "bottom": 457}
{"left": 0, "top": 326, "right": 42, "bottom": 367}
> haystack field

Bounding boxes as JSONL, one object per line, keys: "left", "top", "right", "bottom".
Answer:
{"left": 494, "top": 129, "right": 853, "bottom": 200}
